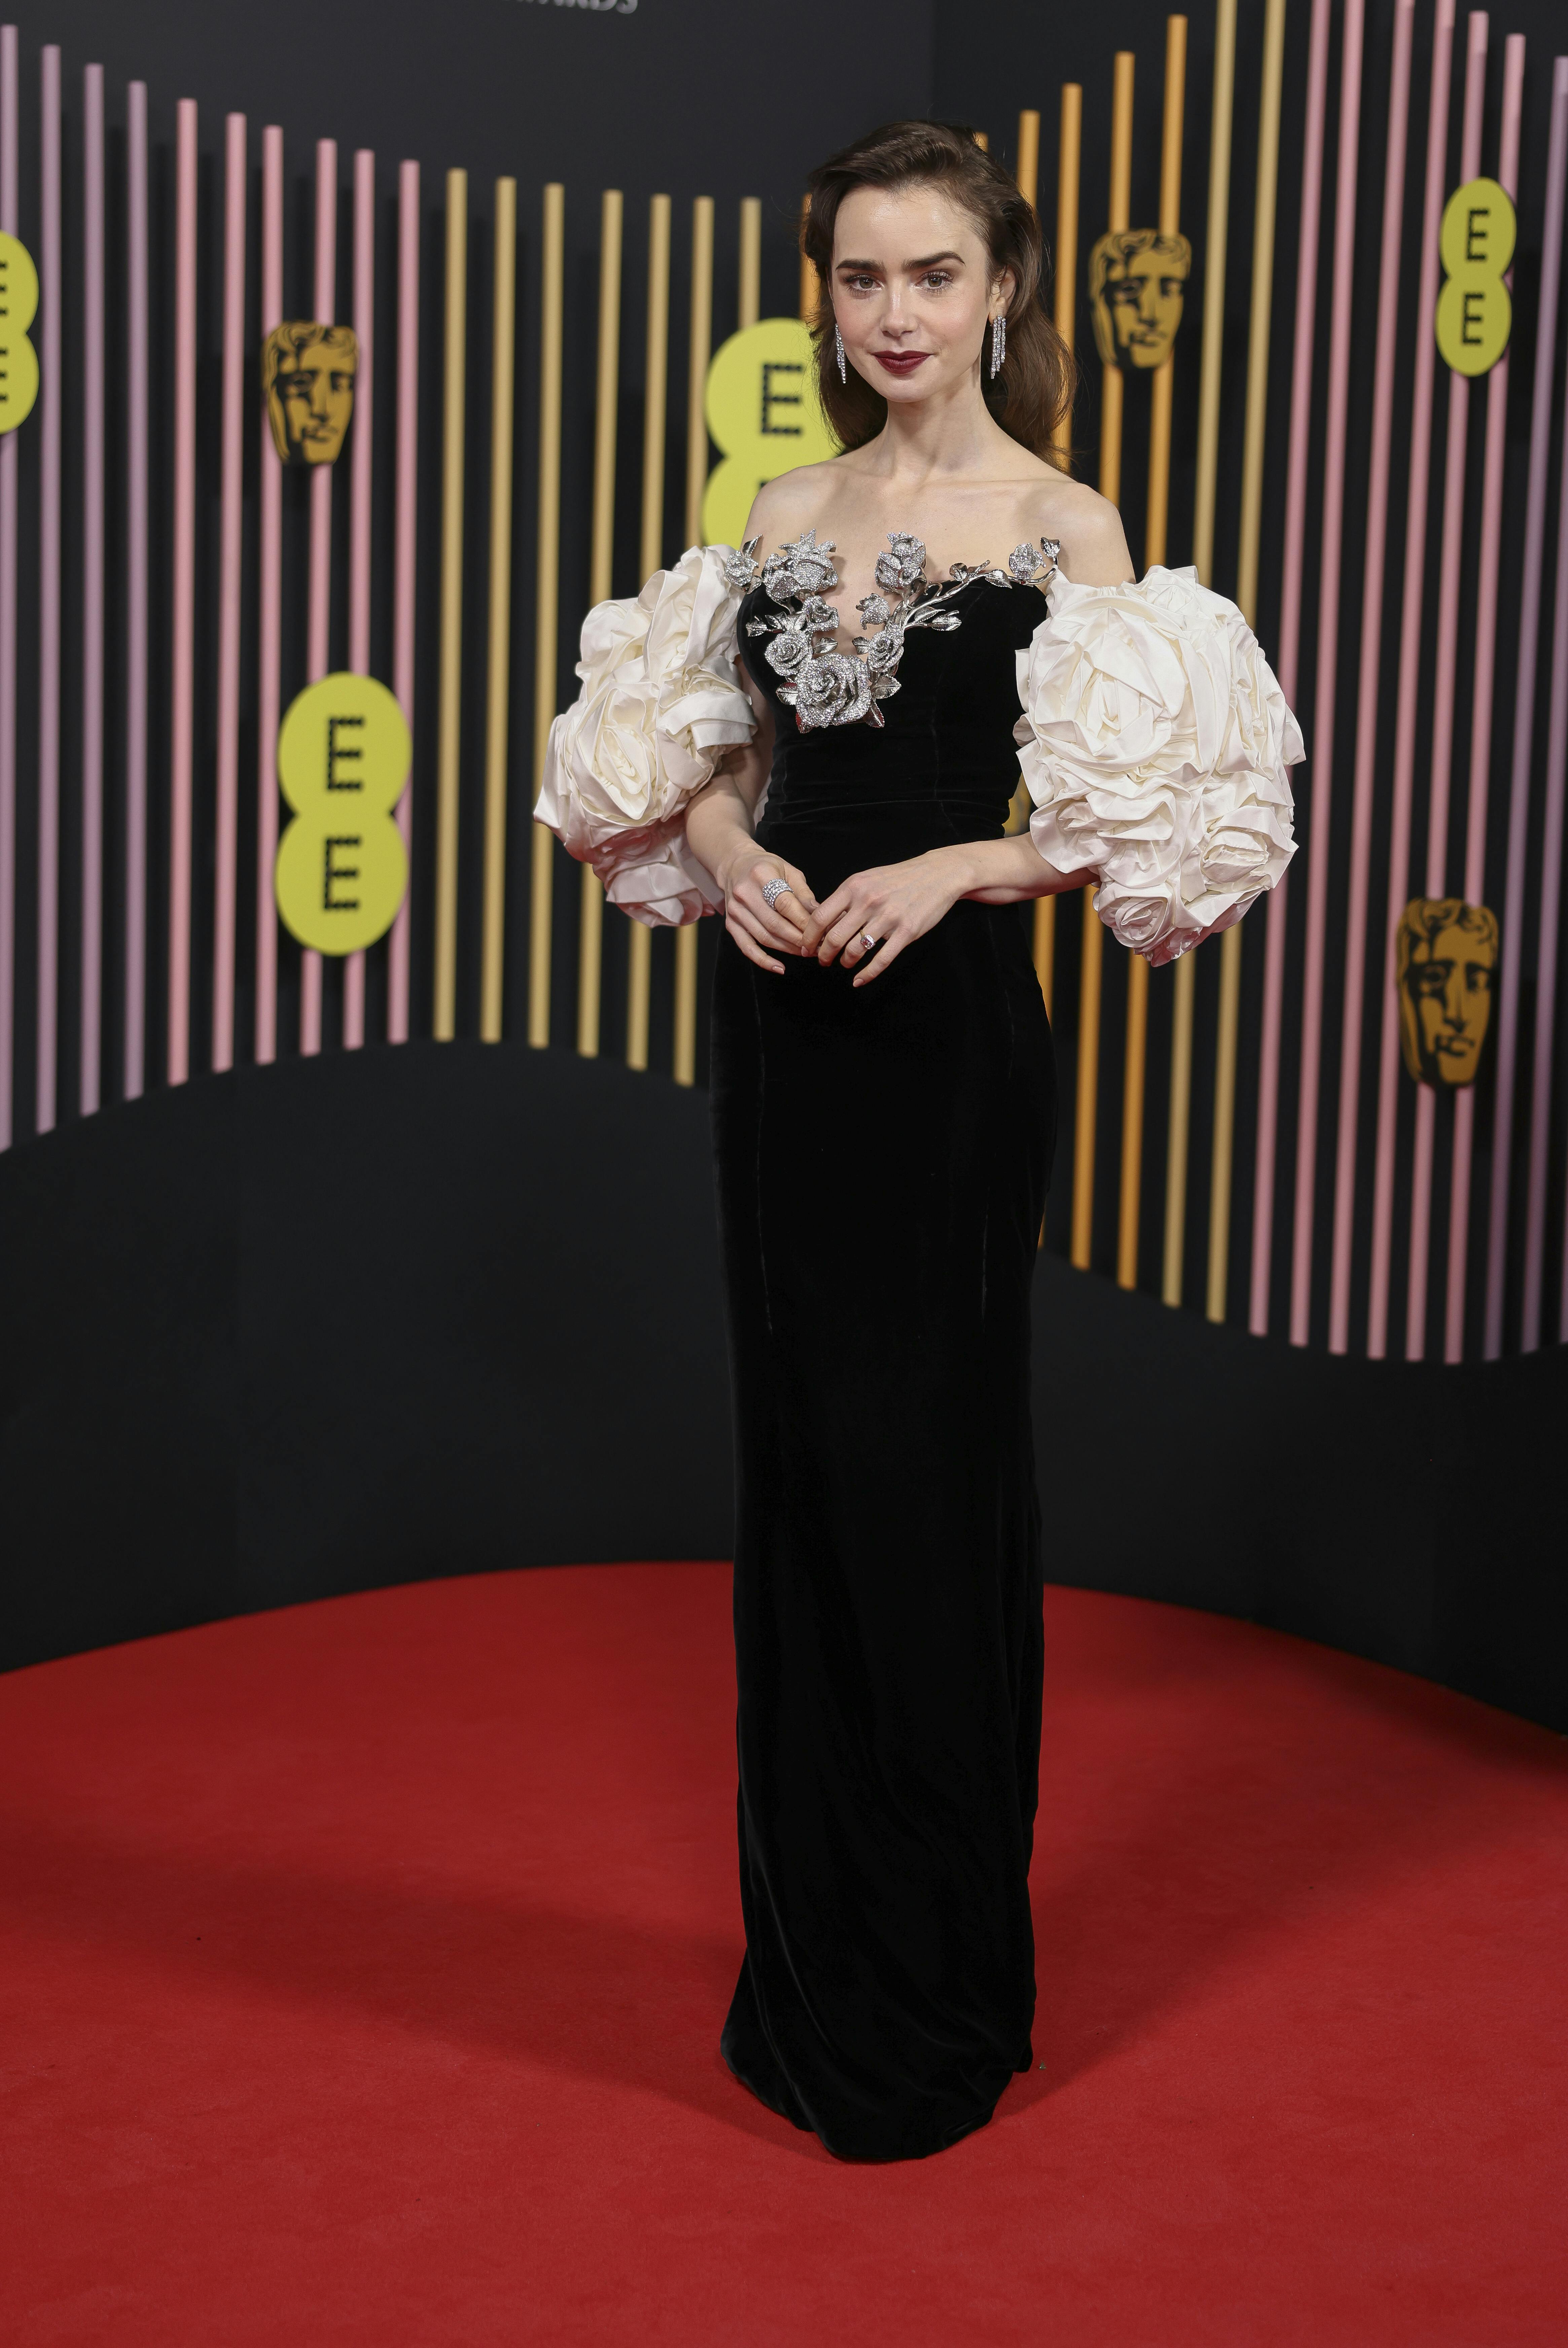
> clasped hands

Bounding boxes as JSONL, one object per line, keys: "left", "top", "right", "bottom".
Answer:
{"left": 718, "top": 844, "right": 973, "bottom": 987}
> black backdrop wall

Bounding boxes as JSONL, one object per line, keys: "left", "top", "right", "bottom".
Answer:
{"left": 1, "top": 1, "right": 1566, "bottom": 1724}
{"left": 2, "top": 1041, "right": 1563, "bottom": 1730}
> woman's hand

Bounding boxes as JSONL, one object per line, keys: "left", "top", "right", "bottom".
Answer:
{"left": 799, "top": 848, "right": 974, "bottom": 988}
{"left": 683, "top": 714, "right": 816, "bottom": 976}
{"left": 716, "top": 845, "right": 819, "bottom": 976}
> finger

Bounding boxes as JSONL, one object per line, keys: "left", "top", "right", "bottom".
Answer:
{"left": 739, "top": 867, "right": 813, "bottom": 950}
{"left": 851, "top": 927, "right": 904, "bottom": 986}
{"left": 799, "top": 886, "right": 853, "bottom": 954}
{"left": 726, "top": 915, "right": 784, "bottom": 976}
{"left": 735, "top": 889, "right": 808, "bottom": 954}
{"left": 730, "top": 901, "right": 796, "bottom": 959}
{"left": 818, "top": 909, "right": 878, "bottom": 965}
{"left": 770, "top": 885, "right": 813, "bottom": 938}
{"left": 779, "top": 863, "right": 820, "bottom": 918}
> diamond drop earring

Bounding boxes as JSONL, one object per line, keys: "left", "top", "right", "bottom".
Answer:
{"left": 834, "top": 322, "right": 847, "bottom": 385}
{"left": 990, "top": 313, "right": 1006, "bottom": 379}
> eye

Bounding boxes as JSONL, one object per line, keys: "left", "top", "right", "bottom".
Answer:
{"left": 841, "top": 273, "right": 879, "bottom": 293}
{"left": 917, "top": 270, "right": 954, "bottom": 290}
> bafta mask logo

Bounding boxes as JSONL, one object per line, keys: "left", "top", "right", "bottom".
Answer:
{"left": 1396, "top": 898, "right": 1499, "bottom": 1088}
{"left": 1089, "top": 229, "right": 1193, "bottom": 370}
{"left": 263, "top": 321, "right": 359, "bottom": 465}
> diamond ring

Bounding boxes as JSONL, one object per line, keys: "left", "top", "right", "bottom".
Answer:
{"left": 761, "top": 877, "right": 794, "bottom": 909}
{"left": 858, "top": 931, "right": 880, "bottom": 956}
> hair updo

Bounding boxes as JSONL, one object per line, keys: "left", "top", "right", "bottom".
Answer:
{"left": 801, "top": 119, "right": 1077, "bottom": 469}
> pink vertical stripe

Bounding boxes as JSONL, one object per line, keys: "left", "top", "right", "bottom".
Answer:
{"left": 1495, "top": 60, "right": 1568, "bottom": 1354}
{"left": 123, "top": 80, "right": 148, "bottom": 1102}
{"left": 0, "top": 25, "right": 18, "bottom": 1148}
{"left": 167, "top": 97, "right": 199, "bottom": 1089}
{"left": 79, "top": 64, "right": 105, "bottom": 1117}
{"left": 35, "top": 44, "right": 60, "bottom": 1133}
{"left": 1327, "top": 0, "right": 1414, "bottom": 1354}
{"left": 388, "top": 160, "right": 419, "bottom": 1046}
{"left": 1443, "top": 32, "right": 1523, "bottom": 1364}
{"left": 1405, "top": 10, "right": 1488, "bottom": 1362}
{"left": 1366, "top": 0, "right": 1456, "bottom": 1355}
{"left": 1288, "top": 0, "right": 1365, "bottom": 1348}
{"left": 1248, "top": 0, "right": 1333, "bottom": 1337}
{"left": 211, "top": 115, "right": 246, "bottom": 1073}
{"left": 343, "top": 147, "right": 375, "bottom": 1052}
{"left": 254, "top": 126, "right": 284, "bottom": 1066}
{"left": 301, "top": 139, "right": 337, "bottom": 1059}
{"left": 349, "top": 153, "right": 374, "bottom": 676}
{"left": 1523, "top": 196, "right": 1568, "bottom": 1347}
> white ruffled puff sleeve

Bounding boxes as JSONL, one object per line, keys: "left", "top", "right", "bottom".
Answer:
{"left": 535, "top": 544, "right": 756, "bottom": 927}
{"left": 1014, "top": 564, "right": 1304, "bottom": 966}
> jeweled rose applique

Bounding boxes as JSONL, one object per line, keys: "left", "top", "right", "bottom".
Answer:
{"left": 727, "top": 530, "right": 1060, "bottom": 733}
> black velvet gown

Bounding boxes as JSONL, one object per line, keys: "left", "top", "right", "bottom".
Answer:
{"left": 710, "top": 575, "right": 1058, "bottom": 2162}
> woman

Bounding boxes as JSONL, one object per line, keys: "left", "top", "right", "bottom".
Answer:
{"left": 539, "top": 121, "right": 1301, "bottom": 2162}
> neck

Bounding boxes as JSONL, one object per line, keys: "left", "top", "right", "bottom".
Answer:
{"left": 859, "top": 362, "right": 1013, "bottom": 484}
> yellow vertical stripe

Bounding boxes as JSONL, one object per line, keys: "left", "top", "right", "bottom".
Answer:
{"left": 1015, "top": 109, "right": 1040, "bottom": 206}
{"left": 527, "top": 182, "right": 565, "bottom": 1048}
{"left": 673, "top": 196, "right": 713, "bottom": 1089}
{"left": 626, "top": 193, "right": 670, "bottom": 1076}
{"left": 577, "top": 187, "right": 622, "bottom": 1061}
{"left": 738, "top": 196, "right": 761, "bottom": 330}
{"left": 1036, "top": 82, "right": 1083, "bottom": 1026}
{"left": 433, "top": 169, "right": 467, "bottom": 1042}
{"left": 479, "top": 177, "right": 517, "bottom": 1045}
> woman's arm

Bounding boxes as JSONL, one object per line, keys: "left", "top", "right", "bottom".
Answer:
{"left": 948, "top": 833, "right": 1089, "bottom": 905}
{"left": 684, "top": 686, "right": 821, "bottom": 976}
{"left": 797, "top": 836, "right": 1083, "bottom": 988}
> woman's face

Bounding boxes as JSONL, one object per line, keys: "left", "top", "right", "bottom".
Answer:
{"left": 830, "top": 182, "right": 1009, "bottom": 413}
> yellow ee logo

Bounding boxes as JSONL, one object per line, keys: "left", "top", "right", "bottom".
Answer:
{"left": 274, "top": 672, "right": 410, "bottom": 954}
{"left": 0, "top": 231, "right": 40, "bottom": 434}
{"left": 701, "top": 317, "right": 839, "bottom": 548}
{"left": 1435, "top": 177, "right": 1515, "bottom": 376}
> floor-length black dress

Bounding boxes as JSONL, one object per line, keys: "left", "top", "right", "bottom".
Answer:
{"left": 710, "top": 572, "right": 1057, "bottom": 2162}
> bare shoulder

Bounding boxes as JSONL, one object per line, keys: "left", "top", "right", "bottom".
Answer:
{"left": 740, "top": 459, "right": 848, "bottom": 551}
{"left": 1032, "top": 477, "right": 1135, "bottom": 585}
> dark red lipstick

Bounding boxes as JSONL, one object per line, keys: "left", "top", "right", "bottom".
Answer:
{"left": 874, "top": 350, "right": 930, "bottom": 377}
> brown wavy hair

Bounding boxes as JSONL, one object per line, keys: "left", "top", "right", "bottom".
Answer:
{"left": 802, "top": 120, "right": 1076, "bottom": 468}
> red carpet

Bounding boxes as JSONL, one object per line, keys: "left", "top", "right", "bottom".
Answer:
{"left": 1, "top": 1565, "right": 1564, "bottom": 2345}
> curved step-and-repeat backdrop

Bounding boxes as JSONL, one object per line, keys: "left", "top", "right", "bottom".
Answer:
{"left": 2, "top": 2, "right": 1568, "bottom": 1706}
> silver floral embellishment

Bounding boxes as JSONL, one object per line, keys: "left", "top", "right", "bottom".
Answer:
{"left": 741, "top": 527, "right": 1055, "bottom": 732}
{"left": 723, "top": 537, "right": 764, "bottom": 591}
{"left": 874, "top": 531, "right": 928, "bottom": 593}
{"left": 793, "top": 651, "right": 872, "bottom": 728}
{"left": 762, "top": 525, "right": 841, "bottom": 602}
{"left": 1009, "top": 537, "right": 1061, "bottom": 587}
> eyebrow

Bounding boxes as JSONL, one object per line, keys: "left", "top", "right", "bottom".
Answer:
{"left": 834, "top": 250, "right": 968, "bottom": 273}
